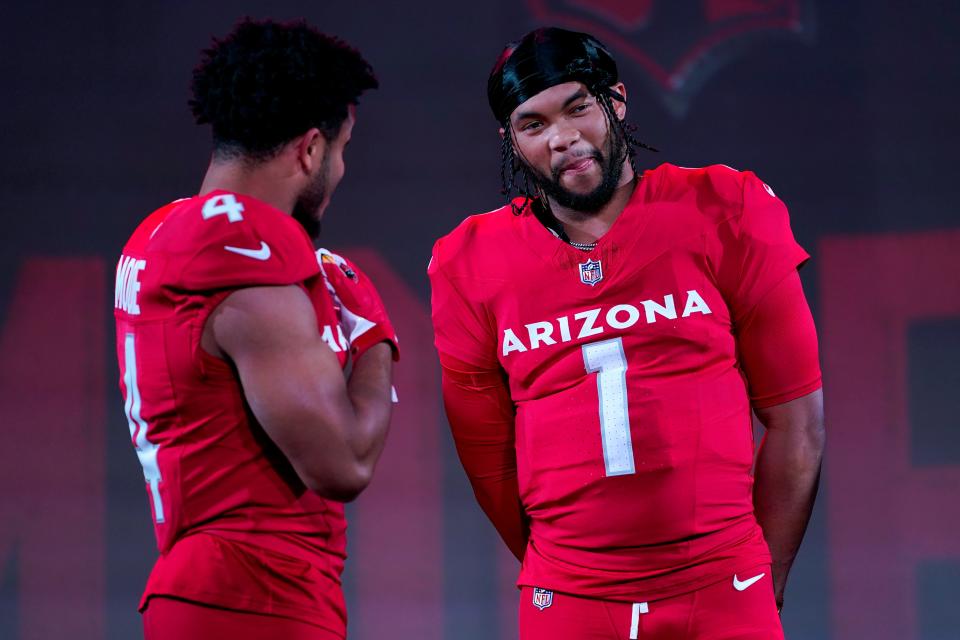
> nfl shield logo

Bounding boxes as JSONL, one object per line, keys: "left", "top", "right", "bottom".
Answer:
{"left": 532, "top": 587, "right": 554, "bottom": 610}
{"left": 579, "top": 259, "right": 603, "bottom": 286}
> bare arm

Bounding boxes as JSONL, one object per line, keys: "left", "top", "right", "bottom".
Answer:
{"left": 739, "top": 271, "right": 825, "bottom": 610}
{"left": 208, "top": 285, "right": 393, "bottom": 502}
{"left": 753, "top": 389, "right": 824, "bottom": 610}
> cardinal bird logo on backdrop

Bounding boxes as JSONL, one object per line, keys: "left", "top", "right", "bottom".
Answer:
{"left": 526, "top": 0, "right": 815, "bottom": 117}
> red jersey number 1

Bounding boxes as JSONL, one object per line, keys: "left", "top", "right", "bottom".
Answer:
{"left": 122, "top": 332, "right": 165, "bottom": 523}
{"left": 583, "top": 338, "right": 636, "bottom": 477}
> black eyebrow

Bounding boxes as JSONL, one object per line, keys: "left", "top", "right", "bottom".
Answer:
{"left": 562, "top": 89, "right": 589, "bottom": 108}
{"left": 514, "top": 89, "right": 589, "bottom": 122}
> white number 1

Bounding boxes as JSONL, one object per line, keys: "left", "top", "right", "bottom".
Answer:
{"left": 123, "top": 333, "right": 165, "bottom": 523}
{"left": 583, "top": 338, "right": 636, "bottom": 476}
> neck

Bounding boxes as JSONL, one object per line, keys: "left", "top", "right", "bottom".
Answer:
{"left": 198, "top": 155, "right": 298, "bottom": 215}
{"left": 547, "top": 161, "right": 637, "bottom": 245}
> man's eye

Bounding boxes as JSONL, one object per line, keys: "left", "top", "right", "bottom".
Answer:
{"left": 571, "top": 103, "right": 590, "bottom": 114}
{"left": 522, "top": 121, "right": 543, "bottom": 132}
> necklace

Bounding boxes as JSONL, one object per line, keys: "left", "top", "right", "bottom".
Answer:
{"left": 569, "top": 239, "right": 598, "bottom": 251}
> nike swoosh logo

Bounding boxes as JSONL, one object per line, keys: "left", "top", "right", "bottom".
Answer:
{"left": 224, "top": 241, "right": 271, "bottom": 261}
{"left": 733, "top": 573, "right": 766, "bottom": 591}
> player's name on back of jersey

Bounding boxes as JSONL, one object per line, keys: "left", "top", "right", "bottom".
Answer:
{"left": 501, "top": 289, "right": 712, "bottom": 356}
{"left": 114, "top": 251, "right": 351, "bottom": 354}
{"left": 116, "top": 254, "right": 146, "bottom": 316}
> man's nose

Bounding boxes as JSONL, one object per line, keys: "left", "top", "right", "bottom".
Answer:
{"left": 549, "top": 123, "right": 581, "bottom": 153}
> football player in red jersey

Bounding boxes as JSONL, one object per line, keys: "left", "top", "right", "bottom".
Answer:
{"left": 114, "top": 19, "right": 399, "bottom": 640}
{"left": 429, "top": 28, "right": 824, "bottom": 639}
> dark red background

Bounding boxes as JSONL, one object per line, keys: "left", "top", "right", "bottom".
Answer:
{"left": 1, "top": 1, "right": 957, "bottom": 638}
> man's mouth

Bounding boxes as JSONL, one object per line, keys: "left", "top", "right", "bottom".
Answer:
{"left": 559, "top": 157, "right": 595, "bottom": 175}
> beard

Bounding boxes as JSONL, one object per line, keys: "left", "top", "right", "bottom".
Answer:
{"left": 292, "top": 154, "right": 330, "bottom": 241}
{"left": 522, "top": 127, "right": 628, "bottom": 215}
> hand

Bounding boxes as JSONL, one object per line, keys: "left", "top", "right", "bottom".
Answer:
{"left": 772, "top": 564, "right": 786, "bottom": 616}
{"left": 316, "top": 248, "right": 399, "bottom": 362}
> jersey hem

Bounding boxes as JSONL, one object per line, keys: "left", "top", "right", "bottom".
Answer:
{"left": 139, "top": 592, "right": 345, "bottom": 638}
{"left": 516, "top": 548, "right": 772, "bottom": 604}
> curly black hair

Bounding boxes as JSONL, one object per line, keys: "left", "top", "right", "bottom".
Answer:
{"left": 189, "top": 18, "right": 378, "bottom": 160}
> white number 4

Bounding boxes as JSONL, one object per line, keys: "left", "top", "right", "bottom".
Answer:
{"left": 201, "top": 193, "right": 244, "bottom": 223}
{"left": 583, "top": 338, "right": 636, "bottom": 477}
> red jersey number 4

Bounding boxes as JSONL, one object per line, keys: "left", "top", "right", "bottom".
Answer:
{"left": 119, "top": 193, "right": 248, "bottom": 525}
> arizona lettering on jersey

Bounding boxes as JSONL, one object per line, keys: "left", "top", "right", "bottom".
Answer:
{"left": 430, "top": 164, "right": 813, "bottom": 603}
{"left": 114, "top": 192, "right": 351, "bottom": 636}
{"left": 500, "top": 290, "right": 712, "bottom": 356}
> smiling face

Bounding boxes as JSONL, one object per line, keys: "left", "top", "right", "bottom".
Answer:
{"left": 507, "top": 80, "right": 631, "bottom": 214}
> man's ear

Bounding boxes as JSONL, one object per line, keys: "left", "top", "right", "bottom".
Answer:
{"left": 608, "top": 82, "right": 627, "bottom": 120}
{"left": 297, "top": 128, "right": 326, "bottom": 173}
{"left": 498, "top": 126, "right": 506, "bottom": 140}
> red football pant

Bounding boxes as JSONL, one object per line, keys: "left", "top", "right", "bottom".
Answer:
{"left": 142, "top": 596, "right": 343, "bottom": 640}
{"left": 519, "top": 565, "right": 783, "bottom": 640}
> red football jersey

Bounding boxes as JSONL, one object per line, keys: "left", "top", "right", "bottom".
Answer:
{"left": 430, "top": 164, "right": 819, "bottom": 602}
{"left": 114, "top": 191, "right": 352, "bottom": 633}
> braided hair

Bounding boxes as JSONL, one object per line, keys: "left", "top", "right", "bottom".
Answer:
{"left": 487, "top": 28, "right": 657, "bottom": 215}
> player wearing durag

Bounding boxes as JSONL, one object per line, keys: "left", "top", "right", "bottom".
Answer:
{"left": 430, "top": 27, "right": 824, "bottom": 640}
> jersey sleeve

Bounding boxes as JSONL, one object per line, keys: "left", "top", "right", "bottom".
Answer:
{"left": 736, "top": 270, "right": 823, "bottom": 408}
{"left": 712, "top": 173, "right": 810, "bottom": 323}
{"left": 157, "top": 193, "right": 320, "bottom": 292}
{"left": 441, "top": 357, "right": 527, "bottom": 560}
{"left": 428, "top": 238, "right": 499, "bottom": 370}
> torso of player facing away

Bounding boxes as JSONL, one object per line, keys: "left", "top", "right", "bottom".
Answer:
{"left": 114, "top": 191, "right": 351, "bottom": 636}
{"left": 430, "top": 163, "right": 811, "bottom": 603}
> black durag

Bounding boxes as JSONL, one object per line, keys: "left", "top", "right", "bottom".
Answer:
{"left": 487, "top": 27, "right": 620, "bottom": 125}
